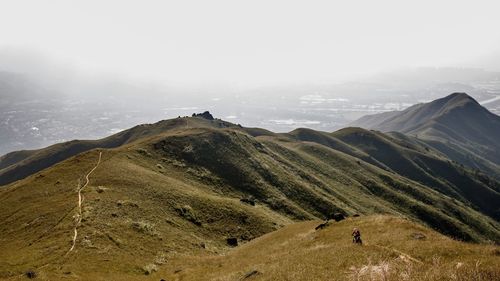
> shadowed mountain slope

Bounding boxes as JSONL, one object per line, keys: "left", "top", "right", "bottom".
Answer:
{"left": 351, "top": 93, "right": 500, "bottom": 178}
{"left": 330, "top": 128, "right": 500, "bottom": 219}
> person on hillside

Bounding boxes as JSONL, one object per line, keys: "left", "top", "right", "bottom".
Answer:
{"left": 352, "top": 228, "right": 362, "bottom": 245}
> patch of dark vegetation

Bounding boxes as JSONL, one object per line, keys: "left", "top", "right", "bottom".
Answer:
{"left": 117, "top": 200, "right": 139, "bottom": 208}
{"left": 132, "top": 221, "right": 157, "bottom": 236}
{"left": 331, "top": 213, "right": 345, "bottom": 222}
{"left": 25, "top": 270, "right": 36, "bottom": 279}
{"left": 240, "top": 196, "right": 256, "bottom": 206}
{"left": 137, "top": 148, "right": 152, "bottom": 157}
{"left": 175, "top": 205, "right": 202, "bottom": 226}
{"left": 226, "top": 237, "right": 238, "bottom": 247}
{"left": 239, "top": 231, "right": 255, "bottom": 241}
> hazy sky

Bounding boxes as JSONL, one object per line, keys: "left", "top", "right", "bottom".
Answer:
{"left": 1, "top": 0, "right": 499, "bottom": 87}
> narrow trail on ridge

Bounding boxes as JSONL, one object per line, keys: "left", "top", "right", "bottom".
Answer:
{"left": 66, "top": 151, "right": 102, "bottom": 256}
{"left": 372, "top": 244, "right": 424, "bottom": 264}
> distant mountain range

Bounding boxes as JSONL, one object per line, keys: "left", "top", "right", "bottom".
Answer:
{"left": 351, "top": 92, "right": 500, "bottom": 178}
{"left": 1, "top": 93, "right": 499, "bottom": 279}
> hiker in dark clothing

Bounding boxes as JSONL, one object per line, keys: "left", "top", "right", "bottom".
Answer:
{"left": 352, "top": 228, "right": 362, "bottom": 245}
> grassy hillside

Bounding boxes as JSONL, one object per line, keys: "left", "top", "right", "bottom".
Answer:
{"left": 0, "top": 117, "right": 240, "bottom": 185}
{"left": 330, "top": 128, "right": 500, "bottom": 220}
{"left": 1, "top": 116, "right": 500, "bottom": 279}
{"left": 4, "top": 216, "right": 499, "bottom": 280}
{"left": 157, "top": 215, "right": 500, "bottom": 281}
{"left": 1, "top": 109, "right": 500, "bottom": 279}
{"left": 0, "top": 146, "right": 290, "bottom": 279}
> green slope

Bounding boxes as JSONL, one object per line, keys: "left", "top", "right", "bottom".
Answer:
{"left": 0, "top": 117, "right": 239, "bottom": 186}
{"left": 1, "top": 104, "right": 500, "bottom": 279}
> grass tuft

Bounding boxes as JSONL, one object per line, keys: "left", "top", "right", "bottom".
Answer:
{"left": 131, "top": 220, "right": 157, "bottom": 236}
{"left": 175, "top": 204, "right": 202, "bottom": 226}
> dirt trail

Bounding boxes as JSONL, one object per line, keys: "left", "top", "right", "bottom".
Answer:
{"left": 66, "top": 151, "right": 102, "bottom": 255}
{"left": 372, "top": 244, "right": 423, "bottom": 264}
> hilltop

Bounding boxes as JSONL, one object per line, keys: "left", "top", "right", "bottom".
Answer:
{"left": 351, "top": 93, "right": 500, "bottom": 178}
{"left": 0, "top": 117, "right": 239, "bottom": 186}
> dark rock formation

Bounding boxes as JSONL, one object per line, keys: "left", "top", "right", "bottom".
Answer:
{"left": 192, "top": 111, "right": 214, "bottom": 120}
{"left": 315, "top": 221, "right": 330, "bottom": 230}
{"left": 242, "top": 269, "right": 262, "bottom": 279}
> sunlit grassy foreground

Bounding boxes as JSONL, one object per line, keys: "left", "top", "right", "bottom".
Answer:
{"left": 145, "top": 215, "right": 499, "bottom": 281}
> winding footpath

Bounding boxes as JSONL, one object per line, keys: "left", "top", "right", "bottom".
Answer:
{"left": 66, "top": 151, "right": 102, "bottom": 256}
{"left": 372, "top": 244, "right": 423, "bottom": 264}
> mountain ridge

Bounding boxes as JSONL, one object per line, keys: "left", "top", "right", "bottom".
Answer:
{"left": 1, "top": 114, "right": 499, "bottom": 238}
{"left": 351, "top": 92, "right": 500, "bottom": 178}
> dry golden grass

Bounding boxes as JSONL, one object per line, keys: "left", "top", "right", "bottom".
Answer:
{"left": 154, "top": 216, "right": 500, "bottom": 281}
{"left": 6, "top": 215, "right": 497, "bottom": 280}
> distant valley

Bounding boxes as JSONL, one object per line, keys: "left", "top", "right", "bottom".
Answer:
{"left": 2, "top": 67, "right": 500, "bottom": 156}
